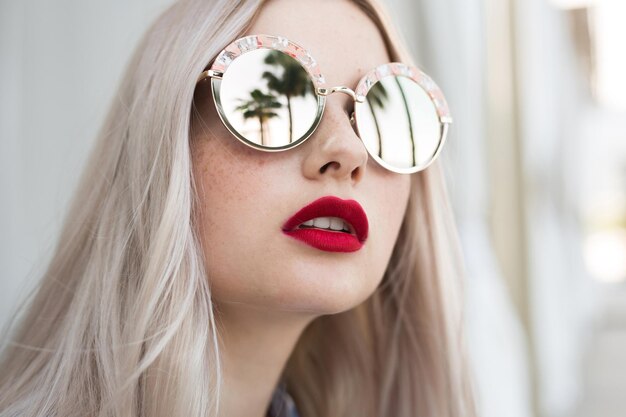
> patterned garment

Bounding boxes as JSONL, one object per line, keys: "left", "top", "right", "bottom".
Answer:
{"left": 266, "top": 381, "right": 301, "bottom": 417}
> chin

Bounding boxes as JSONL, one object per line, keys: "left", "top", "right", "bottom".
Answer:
{"left": 283, "top": 276, "right": 378, "bottom": 315}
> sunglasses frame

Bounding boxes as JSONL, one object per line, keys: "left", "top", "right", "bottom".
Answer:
{"left": 195, "top": 34, "right": 452, "bottom": 174}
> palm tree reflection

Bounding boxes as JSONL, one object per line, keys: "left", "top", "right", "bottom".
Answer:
{"left": 365, "top": 81, "right": 389, "bottom": 159}
{"left": 234, "top": 88, "right": 282, "bottom": 146}
{"left": 262, "top": 50, "right": 314, "bottom": 143}
{"left": 394, "top": 77, "right": 416, "bottom": 167}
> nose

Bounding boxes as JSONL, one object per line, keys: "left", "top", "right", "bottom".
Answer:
{"left": 300, "top": 94, "right": 369, "bottom": 185}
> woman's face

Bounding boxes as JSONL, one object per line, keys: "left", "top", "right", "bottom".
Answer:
{"left": 191, "top": 0, "right": 411, "bottom": 315}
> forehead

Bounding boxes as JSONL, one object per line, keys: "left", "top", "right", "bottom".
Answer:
{"left": 243, "top": 0, "right": 390, "bottom": 88}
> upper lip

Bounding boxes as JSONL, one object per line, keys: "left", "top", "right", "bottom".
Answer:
{"left": 282, "top": 195, "right": 369, "bottom": 242}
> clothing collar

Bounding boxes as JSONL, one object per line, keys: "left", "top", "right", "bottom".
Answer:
{"left": 266, "top": 381, "right": 301, "bottom": 417}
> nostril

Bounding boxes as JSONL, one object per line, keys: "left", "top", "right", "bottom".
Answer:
{"left": 320, "top": 161, "right": 334, "bottom": 174}
{"left": 351, "top": 165, "right": 362, "bottom": 182}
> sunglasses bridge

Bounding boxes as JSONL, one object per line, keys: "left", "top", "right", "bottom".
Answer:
{"left": 316, "top": 86, "right": 365, "bottom": 104}
{"left": 317, "top": 86, "right": 364, "bottom": 126}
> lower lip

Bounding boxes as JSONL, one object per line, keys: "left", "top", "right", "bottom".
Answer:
{"left": 282, "top": 228, "right": 364, "bottom": 252}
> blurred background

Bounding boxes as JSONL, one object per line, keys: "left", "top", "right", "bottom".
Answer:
{"left": 0, "top": 0, "right": 624, "bottom": 416}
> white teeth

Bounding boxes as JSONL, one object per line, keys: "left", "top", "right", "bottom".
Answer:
{"left": 313, "top": 217, "right": 331, "bottom": 229}
{"left": 299, "top": 216, "right": 351, "bottom": 232}
{"left": 330, "top": 217, "right": 344, "bottom": 231}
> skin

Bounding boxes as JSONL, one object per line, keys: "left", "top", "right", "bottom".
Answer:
{"left": 190, "top": 0, "right": 411, "bottom": 416}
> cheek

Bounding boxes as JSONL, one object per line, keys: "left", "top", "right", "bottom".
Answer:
{"left": 191, "top": 139, "right": 288, "bottom": 300}
{"left": 382, "top": 176, "right": 411, "bottom": 230}
{"left": 192, "top": 131, "right": 277, "bottom": 222}
{"left": 362, "top": 173, "right": 411, "bottom": 283}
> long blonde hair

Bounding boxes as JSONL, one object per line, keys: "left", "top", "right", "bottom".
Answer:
{"left": 0, "top": 1, "right": 475, "bottom": 416}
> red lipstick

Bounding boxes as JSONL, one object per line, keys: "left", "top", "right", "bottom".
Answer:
{"left": 281, "top": 195, "right": 369, "bottom": 253}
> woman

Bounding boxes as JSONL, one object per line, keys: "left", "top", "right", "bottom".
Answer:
{"left": 0, "top": 0, "right": 475, "bottom": 416}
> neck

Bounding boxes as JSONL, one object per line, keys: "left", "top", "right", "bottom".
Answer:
{"left": 215, "top": 301, "right": 316, "bottom": 417}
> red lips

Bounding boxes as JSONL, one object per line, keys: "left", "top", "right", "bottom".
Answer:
{"left": 281, "top": 195, "right": 369, "bottom": 252}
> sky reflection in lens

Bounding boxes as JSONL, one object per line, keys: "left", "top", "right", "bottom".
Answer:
{"left": 219, "top": 49, "right": 318, "bottom": 147}
{"left": 356, "top": 75, "right": 442, "bottom": 169}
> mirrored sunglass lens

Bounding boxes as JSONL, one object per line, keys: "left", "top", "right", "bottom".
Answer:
{"left": 355, "top": 75, "right": 442, "bottom": 171}
{"left": 217, "top": 49, "right": 319, "bottom": 148}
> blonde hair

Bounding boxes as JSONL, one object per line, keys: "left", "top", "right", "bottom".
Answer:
{"left": 0, "top": 0, "right": 475, "bottom": 416}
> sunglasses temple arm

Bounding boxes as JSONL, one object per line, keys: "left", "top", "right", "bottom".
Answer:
{"left": 196, "top": 69, "right": 224, "bottom": 84}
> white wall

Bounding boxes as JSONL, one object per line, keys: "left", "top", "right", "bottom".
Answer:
{"left": 0, "top": 0, "right": 175, "bottom": 331}
{"left": 514, "top": 1, "right": 602, "bottom": 415}
{"left": 382, "top": 1, "right": 533, "bottom": 416}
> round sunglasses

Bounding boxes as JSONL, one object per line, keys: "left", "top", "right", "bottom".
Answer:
{"left": 195, "top": 34, "right": 452, "bottom": 174}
